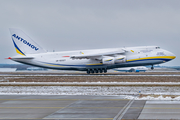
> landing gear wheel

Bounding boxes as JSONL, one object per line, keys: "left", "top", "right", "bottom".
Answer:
{"left": 103, "top": 68, "right": 107, "bottom": 73}
{"left": 86, "top": 68, "right": 107, "bottom": 74}
{"left": 87, "top": 69, "right": 90, "bottom": 74}
{"left": 90, "top": 69, "right": 94, "bottom": 74}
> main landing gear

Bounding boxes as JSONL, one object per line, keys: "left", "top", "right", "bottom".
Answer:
{"left": 86, "top": 68, "right": 107, "bottom": 74}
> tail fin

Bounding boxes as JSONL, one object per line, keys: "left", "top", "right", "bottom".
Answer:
{"left": 9, "top": 28, "right": 46, "bottom": 56}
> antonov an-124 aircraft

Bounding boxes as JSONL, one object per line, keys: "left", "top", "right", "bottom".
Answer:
{"left": 8, "top": 28, "right": 176, "bottom": 74}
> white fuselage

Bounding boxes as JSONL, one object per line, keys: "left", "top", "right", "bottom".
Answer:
{"left": 11, "top": 46, "right": 176, "bottom": 72}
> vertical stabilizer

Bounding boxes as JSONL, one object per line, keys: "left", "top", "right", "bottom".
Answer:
{"left": 9, "top": 28, "right": 46, "bottom": 56}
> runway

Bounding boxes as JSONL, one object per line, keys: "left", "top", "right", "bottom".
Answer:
{"left": 0, "top": 72, "right": 180, "bottom": 119}
{"left": 0, "top": 95, "right": 180, "bottom": 119}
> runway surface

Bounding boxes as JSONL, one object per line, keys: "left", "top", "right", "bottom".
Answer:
{"left": 0, "top": 71, "right": 180, "bottom": 76}
{"left": 1, "top": 74, "right": 180, "bottom": 76}
{"left": 0, "top": 72, "right": 180, "bottom": 119}
{"left": 0, "top": 95, "right": 180, "bottom": 120}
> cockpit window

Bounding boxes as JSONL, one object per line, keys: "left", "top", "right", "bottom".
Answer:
{"left": 156, "top": 47, "right": 160, "bottom": 49}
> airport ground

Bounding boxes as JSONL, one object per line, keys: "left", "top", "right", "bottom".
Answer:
{"left": 0, "top": 72, "right": 180, "bottom": 119}
{"left": 1, "top": 95, "right": 180, "bottom": 119}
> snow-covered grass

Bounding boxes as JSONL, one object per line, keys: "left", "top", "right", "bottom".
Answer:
{"left": 0, "top": 86, "right": 180, "bottom": 96}
{"left": 1, "top": 82, "right": 180, "bottom": 86}
{"left": 1, "top": 82, "right": 180, "bottom": 100}
{"left": 125, "top": 95, "right": 180, "bottom": 100}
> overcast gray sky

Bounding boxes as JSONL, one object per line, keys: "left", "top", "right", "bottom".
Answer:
{"left": 0, "top": 0, "right": 180, "bottom": 66}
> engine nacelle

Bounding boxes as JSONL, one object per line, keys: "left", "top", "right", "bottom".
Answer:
{"left": 102, "top": 57, "right": 115, "bottom": 65}
{"left": 114, "top": 55, "right": 126, "bottom": 63}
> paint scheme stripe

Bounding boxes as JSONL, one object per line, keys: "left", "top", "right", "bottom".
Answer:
{"left": 44, "top": 64, "right": 64, "bottom": 67}
{"left": 86, "top": 63, "right": 103, "bottom": 65}
{"left": 41, "top": 56, "right": 174, "bottom": 67}
{"left": 126, "top": 58, "right": 172, "bottom": 63}
{"left": 127, "top": 56, "right": 175, "bottom": 62}
{"left": 12, "top": 38, "right": 25, "bottom": 56}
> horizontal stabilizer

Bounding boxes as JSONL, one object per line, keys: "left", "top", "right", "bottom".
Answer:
{"left": 11, "top": 56, "right": 34, "bottom": 59}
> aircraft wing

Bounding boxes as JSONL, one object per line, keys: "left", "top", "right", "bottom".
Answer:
{"left": 71, "top": 49, "right": 126, "bottom": 59}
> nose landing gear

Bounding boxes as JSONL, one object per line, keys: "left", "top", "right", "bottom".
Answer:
{"left": 151, "top": 65, "right": 154, "bottom": 70}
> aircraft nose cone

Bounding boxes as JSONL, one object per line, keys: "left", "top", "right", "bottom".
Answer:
{"left": 172, "top": 56, "right": 176, "bottom": 59}
{"left": 172, "top": 55, "right": 176, "bottom": 59}
{"left": 167, "top": 51, "right": 176, "bottom": 59}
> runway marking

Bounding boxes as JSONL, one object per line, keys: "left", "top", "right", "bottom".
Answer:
{"left": 143, "top": 107, "right": 180, "bottom": 109}
{"left": 0, "top": 107, "right": 65, "bottom": 109}
{"left": 44, "top": 100, "right": 78, "bottom": 119}
{"left": 0, "top": 99, "right": 129, "bottom": 101}
{"left": 0, "top": 99, "right": 78, "bottom": 101}
{"left": 0, "top": 107, "right": 123, "bottom": 109}
{"left": 114, "top": 95, "right": 137, "bottom": 120}
{"left": 1, "top": 107, "right": 179, "bottom": 109}
{"left": 0, "top": 118, "right": 43, "bottom": 120}
{"left": 66, "top": 107, "right": 125, "bottom": 109}
{"left": 43, "top": 118, "right": 113, "bottom": 119}
{"left": 0, "top": 118, "right": 113, "bottom": 120}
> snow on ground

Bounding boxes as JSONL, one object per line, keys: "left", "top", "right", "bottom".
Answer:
{"left": 1, "top": 82, "right": 180, "bottom": 85}
{"left": 125, "top": 95, "right": 180, "bottom": 100}
{"left": 1, "top": 82, "right": 180, "bottom": 100}
{"left": 0, "top": 86, "right": 180, "bottom": 96}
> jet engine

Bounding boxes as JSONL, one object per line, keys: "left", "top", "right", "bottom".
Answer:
{"left": 102, "top": 56, "right": 126, "bottom": 65}
{"left": 114, "top": 55, "right": 126, "bottom": 63}
{"left": 102, "top": 57, "right": 115, "bottom": 64}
